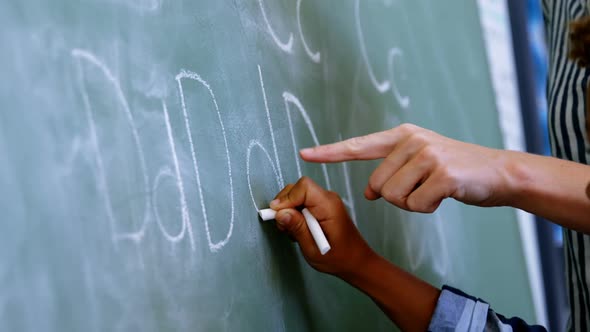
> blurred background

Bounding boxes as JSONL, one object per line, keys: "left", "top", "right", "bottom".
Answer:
{"left": 512, "top": 1, "right": 568, "bottom": 331}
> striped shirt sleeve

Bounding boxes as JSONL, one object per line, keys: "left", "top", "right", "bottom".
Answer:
{"left": 427, "top": 286, "right": 547, "bottom": 332}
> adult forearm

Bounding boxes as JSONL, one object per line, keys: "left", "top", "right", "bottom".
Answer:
{"left": 339, "top": 253, "right": 440, "bottom": 332}
{"left": 505, "top": 150, "right": 590, "bottom": 232}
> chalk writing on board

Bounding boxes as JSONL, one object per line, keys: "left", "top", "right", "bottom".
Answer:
{"left": 154, "top": 100, "right": 195, "bottom": 249}
{"left": 259, "top": 0, "right": 320, "bottom": 64}
{"left": 387, "top": 47, "right": 410, "bottom": 109}
{"left": 246, "top": 139, "right": 282, "bottom": 211}
{"left": 283, "top": 92, "right": 331, "bottom": 189}
{"left": 71, "top": 48, "right": 151, "bottom": 245}
{"left": 70, "top": 51, "right": 358, "bottom": 255}
{"left": 257, "top": 65, "right": 285, "bottom": 188}
{"left": 176, "top": 69, "right": 235, "bottom": 253}
{"left": 152, "top": 167, "right": 189, "bottom": 244}
{"left": 258, "top": 0, "right": 294, "bottom": 53}
{"left": 403, "top": 211, "right": 449, "bottom": 279}
{"left": 355, "top": 0, "right": 390, "bottom": 93}
{"left": 296, "top": 0, "right": 320, "bottom": 63}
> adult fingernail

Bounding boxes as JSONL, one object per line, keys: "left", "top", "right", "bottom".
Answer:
{"left": 270, "top": 199, "right": 280, "bottom": 209}
{"left": 276, "top": 212, "right": 291, "bottom": 226}
{"left": 300, "top": 148, "right": 313, "bottom": 155}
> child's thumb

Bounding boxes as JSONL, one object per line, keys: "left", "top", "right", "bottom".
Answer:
{"left": 275, "top": 209, "right": 316, "bottom": 251}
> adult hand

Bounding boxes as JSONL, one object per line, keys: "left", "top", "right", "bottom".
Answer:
{"left": 300, "top": 124, "right": 513, "bottom": 212}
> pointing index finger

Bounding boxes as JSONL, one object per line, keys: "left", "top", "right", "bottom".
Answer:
{"left": 299, "top": 129, "right": 401, "bottom": 163}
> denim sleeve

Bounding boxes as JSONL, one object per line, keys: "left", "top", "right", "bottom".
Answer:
{"left": 427, "top": 285, "right": 547, "bottom": 332}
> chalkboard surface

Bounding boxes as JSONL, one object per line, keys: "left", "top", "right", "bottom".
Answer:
{"left": 0, "top": 0, "right": 537, "bottom": 330}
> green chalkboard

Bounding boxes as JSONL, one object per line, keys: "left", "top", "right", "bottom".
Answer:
{"left": 0, "top": 0, "right": 537, "bottom": 330}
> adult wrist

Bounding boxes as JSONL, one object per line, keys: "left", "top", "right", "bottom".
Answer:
{"left": 501, "top": 150, "right": 535, "bottom": 208}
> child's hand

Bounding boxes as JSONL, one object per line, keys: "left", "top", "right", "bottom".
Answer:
{"left": 270, "top": 176, "right": 375, "bottom": 278}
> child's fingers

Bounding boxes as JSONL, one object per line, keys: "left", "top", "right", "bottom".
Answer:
{"left": 273, "top": 183, "right": 295, "bottom": 202}
{"left": 270, "top": 184, "right": 295, "bottom": 214}
{"left": 271, "top": 183, "right": 296, "bottom": 208}
{"left": 275, "top": 208, "right": 317, "bottom": 252}
{"left": 270, "top": 176, "right": 328, "bottom": 211}
{"left": 274, "top": 222, "right": 297, "bottom": 242}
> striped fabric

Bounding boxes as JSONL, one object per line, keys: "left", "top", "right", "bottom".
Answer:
{"left": 427, "top": 1, "right": 590, "bottom": 331}
{"left": 542, "top": 0, "right": 590, "bottom": 331}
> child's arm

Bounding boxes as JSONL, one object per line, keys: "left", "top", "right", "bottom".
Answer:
{"left": 270, "top": 176, "right": 547, "bottom": 332}
{"left": 299, "top": 124, "right": 590, "bottom": 233}
{"left": 270, "top": 176, "right": 439, "bottom": 331}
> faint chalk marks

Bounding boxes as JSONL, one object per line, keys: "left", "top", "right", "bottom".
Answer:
{"left": 355, "top": 0, "right": 390, "bottom": 93}
{"left": 151, "top": 100, "right": 195, "bottom": 250}
{"left": 259, "top": 0, "right": 294, "bottom": 53}
{"left": 296, "top": 0, "right": 320, "bottom": 63}
{"left": 71, "top": 48, "right": 151, "bottom": 245}
{"left": 387, "top": 47, "right": 410, "bottom": 109}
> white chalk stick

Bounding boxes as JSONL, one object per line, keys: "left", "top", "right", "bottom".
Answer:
{"left": 258, "top": 208, "right": 277, "bottom": 221}
{"left": 302, "top": 208, "right": 331, "bottom": 255}
{"left": 258, "top": 207, "right": 331, "bottom": 255}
